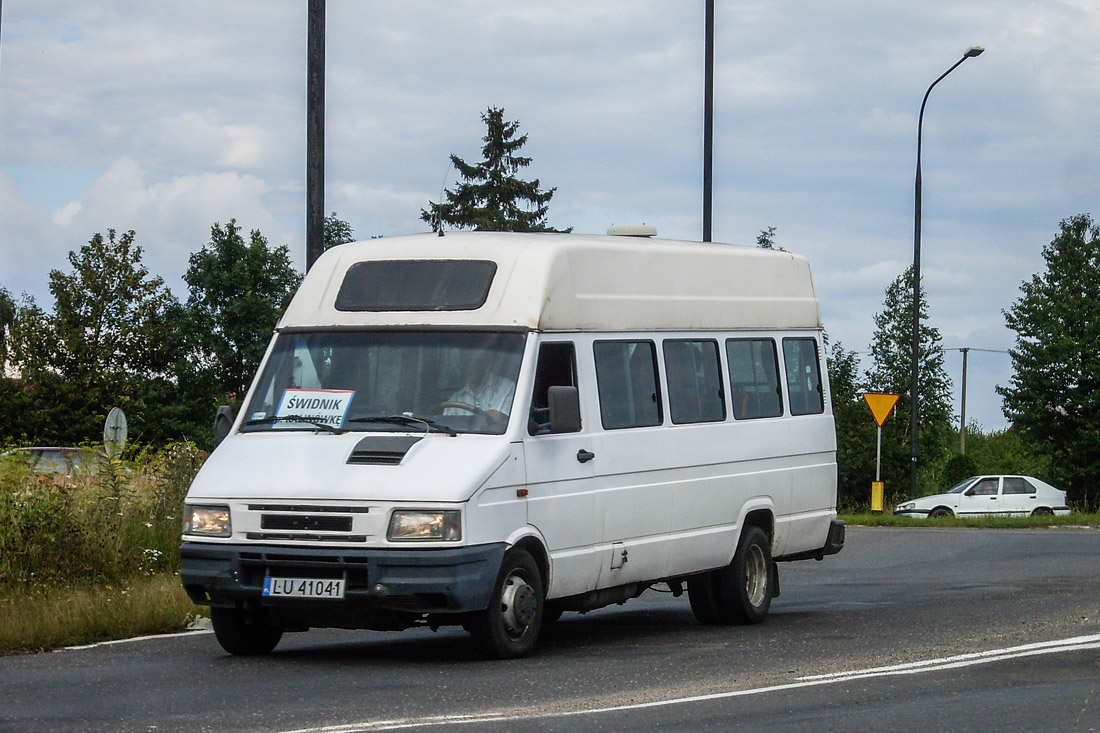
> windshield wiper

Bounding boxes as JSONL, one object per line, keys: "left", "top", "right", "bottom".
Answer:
{"left": 346, "top": 415, "right": 458, "bottom": 437}
{"left": 244, "top": 415, "right": 343, "bottom": 434}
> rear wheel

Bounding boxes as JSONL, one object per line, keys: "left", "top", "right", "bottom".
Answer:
{"left": 210, "top": 607, "right": 283, "bottom": 655}
{"left": 689, "top": 525, "right": 774, "bottom": 625}
{"left": 469, "top": 547, "right": 544, "bottom": 659}
{"left": 1031, "top": 507, "right": 1054, "bottom": 516}
{"left": 711, "top": 525, "right": 773, "bottom": 624}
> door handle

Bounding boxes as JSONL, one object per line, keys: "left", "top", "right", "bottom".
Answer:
{"left": 577, "top": 449, "right": 595, "bottom": 463}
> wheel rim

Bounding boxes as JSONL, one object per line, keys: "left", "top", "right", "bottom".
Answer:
{"left": 744, "top": 544, "right": 768, "bottom": 608}
{"left": 500, "top": 572, "right": 538, "bottom": 638}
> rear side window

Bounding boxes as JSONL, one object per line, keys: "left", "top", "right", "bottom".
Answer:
{"left": 726, "top": 338, "right": 783, "bottom": 419}
{"left": 335, "top": 260, "right": 497, "bottom": 311}
{"left": 663, "top": 340, "right": 725, "bottom": 424}
{"left": 782, "top": 338, "right": 824, "bottom": 415}
{"left": 1002, "top": 477, "right": 1034, "bottom": 495}
{"left": 594, "top": 341, "right": 662, "bottom": 429}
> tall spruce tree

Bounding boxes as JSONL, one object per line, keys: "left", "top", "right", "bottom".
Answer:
{"left": 865, "top": 265, "right": 954, "bottom": 496}
{"left": 421, "top": 106, "right": 569, "bottom": 233}
{"left": 999, "top": 214, "right": 1100, "bottom": 510}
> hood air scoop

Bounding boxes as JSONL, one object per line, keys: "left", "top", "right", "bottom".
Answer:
{"left": 347, "top": 435, "right": 423, "bottom": 465}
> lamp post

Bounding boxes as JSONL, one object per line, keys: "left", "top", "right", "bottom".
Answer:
{"left": 909, "top": 45, "right": 983, "bottom": 499}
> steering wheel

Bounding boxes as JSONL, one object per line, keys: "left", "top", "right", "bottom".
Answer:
{"left": 438, "top": 400, "right": 491, "bottom": 418}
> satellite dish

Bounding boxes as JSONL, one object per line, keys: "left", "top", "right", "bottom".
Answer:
{"left": 103, "top": 407, "right": 128, "bottom": 459}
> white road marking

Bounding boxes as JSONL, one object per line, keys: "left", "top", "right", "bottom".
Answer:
{"left": 61, "top": 628, "right": 211, "bottom": 652}
{"left": 277, "top": 633, "right": 1100, "bottom": 732}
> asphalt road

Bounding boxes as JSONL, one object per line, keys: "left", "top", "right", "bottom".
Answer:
{"left": 2, "top": 526, "right": 1099, "bottom": 732}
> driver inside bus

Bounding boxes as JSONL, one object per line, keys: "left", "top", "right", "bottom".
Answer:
{"left": 444, "top": 351, "right": 515, "bottom": 422}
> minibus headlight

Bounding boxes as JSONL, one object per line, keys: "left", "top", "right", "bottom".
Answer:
{"left": 388, "top": 510, "right": 462, "bottom": 541}
{"left": 183, "top": 504, "right": 232, "bottom": 537}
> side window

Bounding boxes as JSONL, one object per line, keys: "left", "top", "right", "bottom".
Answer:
{"left": 726, "top": 338, "right": 783, "bottom": 419}
{"left": 782, "top": 338, "right": 825, "bottom": 416}
{"left": 528, "top": 342, "right": 579, "bottom": 435}
{"left": 594, "top": 340, "right": 662, "bottom": 429}
{"left": 968, "top": 478, "right": 999, "bottom": 496}
{"left": 1002, "top": 477, "right": 1032, "bottom": 495}
{"left": 663, "top": 340, "right": 725, "bottom": 424}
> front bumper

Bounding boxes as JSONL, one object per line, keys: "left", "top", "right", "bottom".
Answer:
{"left": 180, "top": 541, "right": 505, "bottom": 618}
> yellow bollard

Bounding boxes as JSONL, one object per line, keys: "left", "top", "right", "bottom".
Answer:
{"left": 871, "top": 481, "right": 884, "bottom": 512}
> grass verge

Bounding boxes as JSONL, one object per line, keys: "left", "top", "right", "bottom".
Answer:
{"left": 0, "top": 573, "right": 206, "bottom": 655}
{"left": 840, "top": 511, "right": 1100, "bottom": 528}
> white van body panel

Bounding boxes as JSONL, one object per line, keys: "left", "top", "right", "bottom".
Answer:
{"left": 190, "top": 432, "right": 511, "bottom": 505}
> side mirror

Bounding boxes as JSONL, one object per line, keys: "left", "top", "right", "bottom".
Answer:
{"left": 547, "top": 386, "right": 581, "bottom": 434}
{"left": 213, "top": 405, "right": 235, "bottom": 447}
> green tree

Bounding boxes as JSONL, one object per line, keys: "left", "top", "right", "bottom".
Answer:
{"left": 865, "top": 265, "right": 954, "bottom": 497}
{"left": 324, "top": 212, "right": 355, "bottom": 251}
{"left": 999, "top": 214, "right": 1100, "bottom": 510}
{"left": 826, "top": 337, "right": 875, "bottom": 506}
{"left": 0, "top": 287, "right": 14, "bottom": 368}
{"left": 6, "top": 230, "right": 179, "bottom": 443}
{"left": 420, "top": 106, "right": 569, "bottom": 233}
{"left": 755, "top": 226, "right": 786, "bottom": 252}
{"left": 180, "top": 220, "right": 302, "bottom": 400}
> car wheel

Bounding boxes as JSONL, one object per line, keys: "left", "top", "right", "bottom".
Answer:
{"left": 469, "top": 547, "right": 544, "bottom": 659}
{"left": 928, "top": 507, "right": 953, "bottom": 518}
{"left": 1031, "top": 507, "right": 1054, "bottom": 516}
{"left": 211, "top": 607, "right": 283, "bottom": 655}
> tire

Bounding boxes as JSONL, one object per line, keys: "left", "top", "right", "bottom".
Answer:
{"left": 211, "top": 607, "right": 283, "bottom": 656}
{"left": 928, "top": 507, "right": 953, "bottom": 518}
{"left": 712, "top": 525, "right": 773, "bottom": 625}
{"left": 469, "top": 547, "right": 544, "bottom": 659}
{"left": 687, "top": 573, "right": 721, "bottom": 625}
{"left": 1031, "top": 507, "right": 1054, "bottom": 517}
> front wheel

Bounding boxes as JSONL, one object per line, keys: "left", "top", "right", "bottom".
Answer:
{"left": 468, "top": 547, "right": 544, "bottom": 659}
{"left": 210, "top": 607, "right": 283, "bottom": 655}
{"left": 928, "top": 507, "right": 953, "bottom": 518}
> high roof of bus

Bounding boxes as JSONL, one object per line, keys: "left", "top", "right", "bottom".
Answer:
{"left": 278, "top": 232, "right": 821, "bottom": 332}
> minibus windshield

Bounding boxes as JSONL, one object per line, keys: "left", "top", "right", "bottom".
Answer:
{"left": 241, "top": 330, "right": 525, "bottom": 435}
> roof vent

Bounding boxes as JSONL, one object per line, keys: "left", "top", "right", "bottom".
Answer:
{"left": 607, "top": 223, "right": 657, "bottom": 237}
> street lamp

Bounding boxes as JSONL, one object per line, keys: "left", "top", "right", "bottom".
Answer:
{"left": 909, "top": 45, "right": 983, "bottom": 500}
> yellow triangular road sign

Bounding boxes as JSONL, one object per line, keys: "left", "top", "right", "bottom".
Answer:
{"left": 863, "top": 393, "right": 900, "bottom": 427}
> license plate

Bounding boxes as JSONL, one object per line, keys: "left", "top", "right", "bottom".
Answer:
{"left": 263, "top": 577, "right": 345, "bottom": 599}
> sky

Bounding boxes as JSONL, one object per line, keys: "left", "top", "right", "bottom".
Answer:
{"left": 2, "top": 1, "right": 1098, "bottom": 434}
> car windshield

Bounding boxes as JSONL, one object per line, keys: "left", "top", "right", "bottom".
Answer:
{"left": 241, "top": 330, "right": 525, "bottom": 435}
{"left": 947, "top": 477, "right": 980, "bottom": 494}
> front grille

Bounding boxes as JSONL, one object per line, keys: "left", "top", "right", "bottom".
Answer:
{"left": 261, "top": 514, "right": 353, "bottom": 532}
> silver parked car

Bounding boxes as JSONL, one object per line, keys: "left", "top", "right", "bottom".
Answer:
{"left": 0, "top": 447, "right": 106, "bottom": 476}
{"left": 894, "top": 475, "right": 1070, "bottom": 518}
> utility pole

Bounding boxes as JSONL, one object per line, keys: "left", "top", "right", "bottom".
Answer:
{"left": 702, "top": 0, "right": 714, "bottom": 242}
{"left": 306, "top": 0, "right": 326, "bottom": 271}
{"left": 959, "top": 347, "right": 969, "bottom": 453}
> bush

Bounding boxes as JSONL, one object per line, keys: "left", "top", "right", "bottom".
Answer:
{"left": 0, "top": 442, "right": 205, "bottom": 592}
{"left": 942, "top": 453, "right": 979, "bottom": 486}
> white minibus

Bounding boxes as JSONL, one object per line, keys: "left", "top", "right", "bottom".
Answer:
{"left": 180, "top": 231, "right": 844, "bottom": 658}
